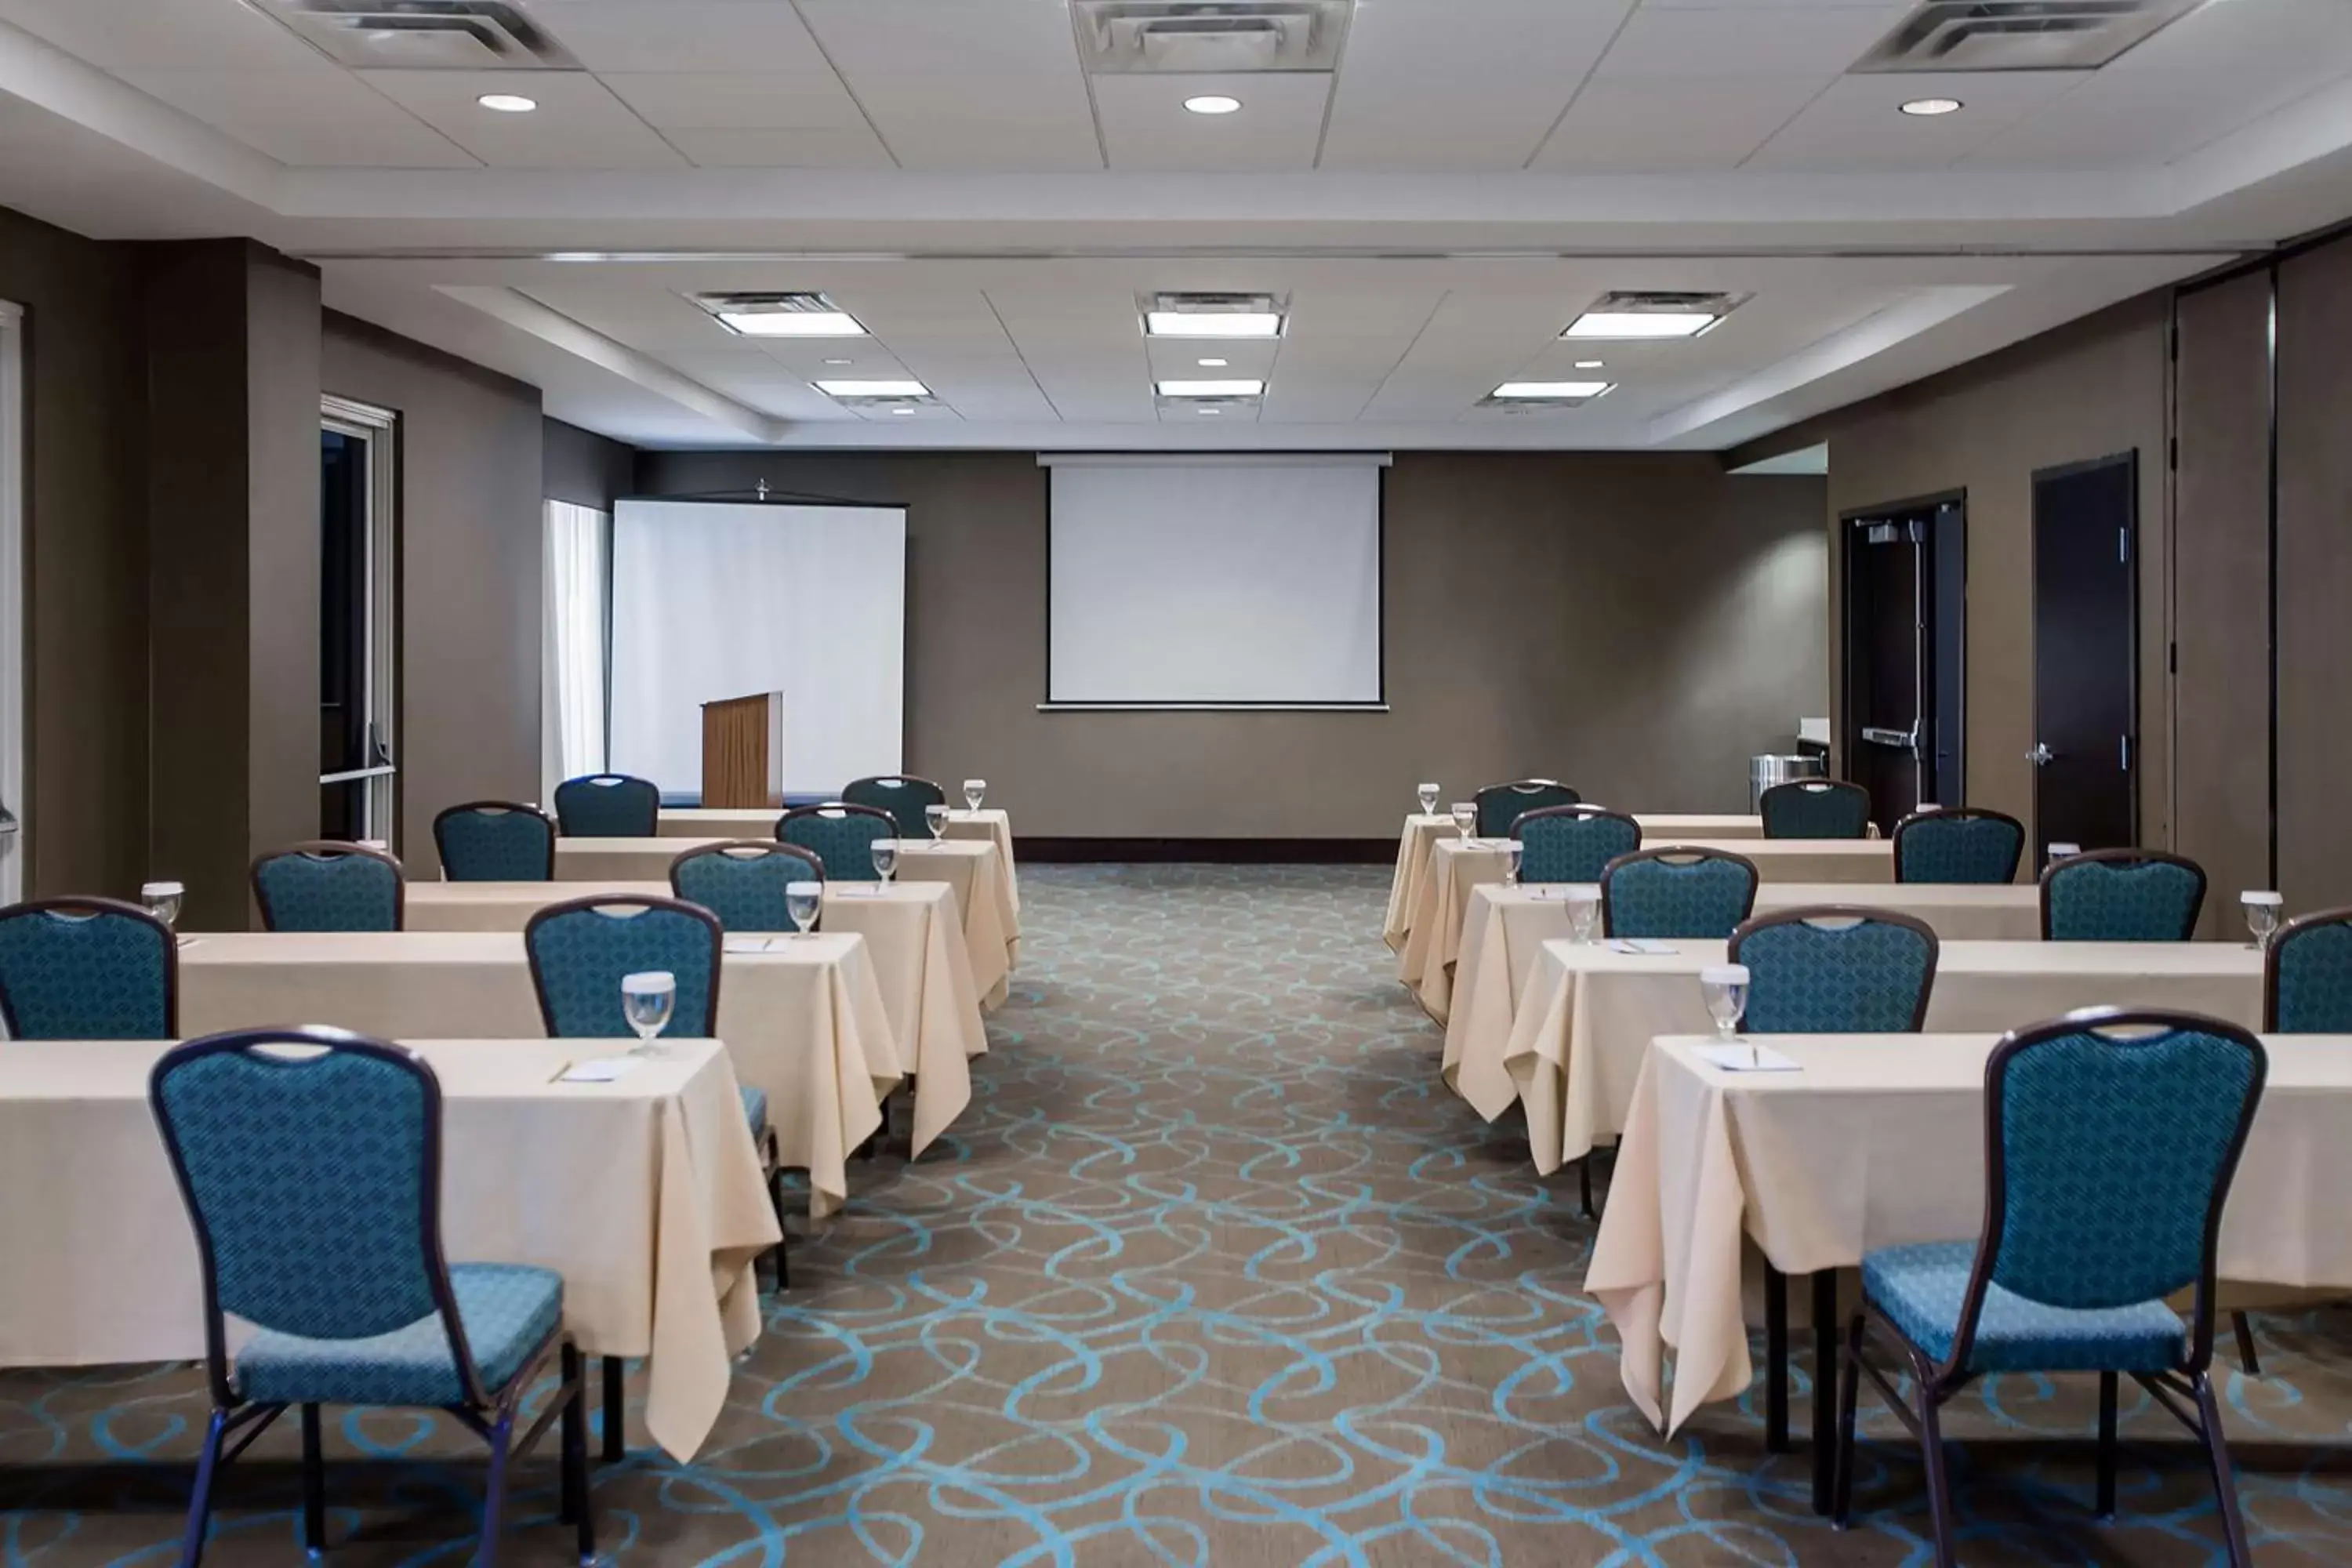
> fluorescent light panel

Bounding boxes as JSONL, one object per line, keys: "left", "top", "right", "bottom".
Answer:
{"left": 815, "top": 378, "right": 928, "bottom": 397}
{"left": 1144, "top": 310, "right": 1283, "bottom": 339}
{"left": 1156, "top": 378, "right": 1264, "bottom": 397}
{"left": 1563, "top": 310, "right": 1716, "bottom": 339}
{"left": 720, "top": 310, "right": 866, "bottom": 338}
{"left": 1492, "top": 380, "right": 1611, "bottom": 400}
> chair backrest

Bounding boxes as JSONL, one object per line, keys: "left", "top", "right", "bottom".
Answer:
{"left": 1513, "top": 805, "right": 1642, "bottom": 885}
{"left": 523, "top": 896, "right": 722, "bottom": 1038}
{"left": 1474, "top": 780, "right": 1579, "bottom": 840}
{"left": 1940, "top": 1009, "right": 2266, "bottom": 1377}
{"left": 669, "top": 841, "right": 826, "bottom": 932}
{"left": 1729, "top": 906, "right": 1938, "bottom": 1033}
{"left": 149, "top": 1025, "right": 486, "bottom": 1408}
{"left": 250, "top": 841, "right": 405, "bottom": 932}
{"left": 1759, "top": 779, "right": 1873, "bottom": 840}
{"left": 1891, "top": 808, "right": 2024, "bottom": 886}
{"left": 432, "top": 801, "right": 554, "bottom": 882}
{"left": 1599, "top": 848, "right": 1759, "bottom": 940}
{"left": 840, "top": 775, "right": 946, "bottom": 837}
{"left": 553, "top": 773, "right": 660, "bottom": 838}
{"left": 2040, "top": 848, "right": 2206, "bottom": 942}
{"left": 0, "top": 896, "right": 177, "bottom": 1039}
{"left": 2263, "top": 905, "right": 2352, "bottom": 1032}
{"left": 776, "top": 804, "right": 898, "bottom": 883}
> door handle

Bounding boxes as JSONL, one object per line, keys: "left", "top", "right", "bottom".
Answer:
{"left": 2027, "top": 743, "right": 2055, "bottom": 767}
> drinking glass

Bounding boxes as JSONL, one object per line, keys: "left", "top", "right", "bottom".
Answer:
{"left": 871, "top": 840, "right": 899, "bottom": 884}
{"left": 1700, "top": 964, "right": 1750, "bottom": 1044}
{"left": 140, "top": 880, "right": 184, "bottom": 931}
{"left": 785, "top": 880, "right": 822, "bottom": 936}
{"left": 1417, "top": 782, "right": 1440, "bottom": 815}
{"left": 1450, "top": 802, "right": 1476, "bottom": 847}
{"left": 2242, "top": 891, "right": 2283, "bottom": 951}
{"left": 620, "top": 971, "right": 675, "bottom": 1057}
{"left": 1503, "top": 840, "right": 1523, "bottom": 889}
{"left": 1564, "top": 887, "right": 1600, "bottom": 944}
{"left": 964, "top": 779, "right": 986, "bottom": 811}
{"left": 924, "top": 803, "right": 950, "bottom": 840}
{"left": 2046, "top": 840, "right": 2081, "bottom": 869}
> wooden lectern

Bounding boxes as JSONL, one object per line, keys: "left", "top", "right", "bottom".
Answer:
{"left": 700, "top": 691, "right": 785, "bottom": 808}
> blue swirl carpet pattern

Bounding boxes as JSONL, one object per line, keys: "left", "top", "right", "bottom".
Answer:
{"left": 2, "top": 864, "right": 2348, "bottom": 1563}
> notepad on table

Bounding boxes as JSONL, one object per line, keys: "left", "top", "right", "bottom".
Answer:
{"left": 558, "top": 1057, "right": 645, "bottom": 1083}
{"left": 1691, "top": 1044, "right": 1801, "bottom": 1073}
{"left": 1606, "top": 938, "right": 1677, "bottom": 955}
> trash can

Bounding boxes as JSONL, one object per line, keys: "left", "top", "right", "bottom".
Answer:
{"left": 1750, "top": 753, "right": 1827, "bottom": 814}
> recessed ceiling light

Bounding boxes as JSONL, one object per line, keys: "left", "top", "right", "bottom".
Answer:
{"left": 1184, "top": 95, "right": 1242, "bottom": 115}
{"left": 1156, "top": 378, "right": 1264, "bottom": 397}
{"left": 1145, "top": 310, "right": 1282, "bottom": 339}
{"left": 1900, "top": 97, "right": 1964, "bottom": 117}
{"left": 720, "top": 310, "right": 865, "bottom": 338}
{"left": 477, "top": 93, "right": 537, "bottom": 113}
{"left": 1564, "top": 311, "right": 1716, "bottom": 340}
{"left": 815, "top": 378, "right": 928, "bottom": 397}
{"left": 1492, "top": 380, "right": 1613, "bottom": 400}
{"left": 1574, "top": 360, "right": 1605, "bottom": 369}
{"left": 1197, "top": 357, "right": 1229, "bottom": 367}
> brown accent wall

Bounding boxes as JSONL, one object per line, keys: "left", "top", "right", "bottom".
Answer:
{"left": 633, "top": 450, "right": 1828, "bottom": 837}
{"left": 2277, "top": 240, "right": 2352, "bottom": 913}
{"left": 323, "top": 313, "right": 543, "bottom": 874}
{"left": 543, "top": 416, "right": 633, "bottom": 510}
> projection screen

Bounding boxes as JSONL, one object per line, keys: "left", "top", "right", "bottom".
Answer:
{"left": 1044, "top": 455, "right": 1386, "bottom": 707}
{"left": 608, "top": 499, "right": 905, "bottom": 797}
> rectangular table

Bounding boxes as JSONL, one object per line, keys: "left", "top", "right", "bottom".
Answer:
{"left": 1494, "top": 936, "right": 2265, "bottom": 1182}
{"left": 176, "top": 931, "right": 898, "bottom": 1220}
{"left": 554, "top": 836, "right": 1019, "bottom": 1008}
{"left": 0, "top": 1038, "right": 777, "bottom": 1462}
{"left": 405, "top": 880, "right": 986, "bottom": 1156}
{"left": 1399, "top": 835, "right": 1896, "bottom": 1022}
{"left": 660, "top": 807, "right": 1021, "bottom": 913}
{"left": 1441, "top": 881, "right": 2045, "bottom": 1129}
{"left": 1587, "top": 1033, "right": 2352, "bottom": 1508}
{"left": 1384, "top": 811, "right": 1762, "bottom": 952}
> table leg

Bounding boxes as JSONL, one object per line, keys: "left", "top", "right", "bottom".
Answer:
{"left": 1765, "top": 1265, "right": 1788, "bottom": 1453}
{"left": 1813, "top": 1269, "right": 1838, "bottom": 1515}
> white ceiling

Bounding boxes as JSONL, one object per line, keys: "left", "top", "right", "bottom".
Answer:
{"left": 0, "top": 0, "right": 2346, "bottom": 448}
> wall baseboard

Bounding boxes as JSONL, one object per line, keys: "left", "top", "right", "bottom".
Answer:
{"left": 1017, "top": 837, "right": 1393, "bottom": 864}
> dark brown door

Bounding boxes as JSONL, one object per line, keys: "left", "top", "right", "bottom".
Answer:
{"left": 2031, "top": 453, "right": 2137, "bottom": 861}
{"left": 1842, "top": 498, "right": 1965, "bottom": 828}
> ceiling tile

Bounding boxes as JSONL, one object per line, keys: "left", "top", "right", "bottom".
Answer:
{"left": 214, "top": 116, "right": 480, "bottom": 169}
{"left": 524, "top": 0, "right": 840, "bottom": 73}
{"left": 1319, "top": 0, "right": 1631, "bottom": 171}
{"left": 0, "top": 0, "right": 325, "bottom": 70}
{"left": 597, "top": 71, "right": 866, "bottom": 130}
{"left": 116, "top": 60, "right": 432, "bottom": 128}
{"left": 1594, "top": 2, "right": 1908, "bottom": 77}
{"left": 1092, "top": 72, "right": 1329, "bottom": 172}
{"left": 662, "top": 126, "right": 895, "bottom": 168}
{"left": 355, "top": 70, "right": 688, "bottom": 169}
{"left": 1744, "top": 69, "right": 2085, "bottom": 170}
{"left": 1533, "top": 74, "right": 1824, "bottom": 169}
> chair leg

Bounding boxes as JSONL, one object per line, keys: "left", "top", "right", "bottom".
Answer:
{"left": 561, "top": 1343, "right": 594, "bottom": 1562}
{"left": 1765, "top": 1265, "right": 1789, "bottom": 1453}
{"left": 2231, "top": 1311, "right": 2261, "bottom": 1377}
{"left": 1918, "top": 1391, "right": 1960, "bottom": 1568}
{"left": 2194, "top": 1371, "right": 2254, "bottom": 1568}
{"left": 180, "top": 1407, "right": 228, "bottom": 1568}
{"left": 558, "top": 1345, "right": 582, "bottom": 1526}
{"left": 300, "top": 1403, "right": 326, "bottom": 1555}
{"left": 2096, "top": 1371, "right": 2118, "bottom": 1521}
{"left": 477, "top": 1406, "right": 514, "bottom": 1568}
{"left": 1832, "top": 1313, "right": 1864, "bottom": 1529}
{"left": 1578, "top": 1156, "right": 1595, "bottom": 1221}
{"left": 1812, "top": 1270, "right": 1838, "bottom": 1515}
{"left": 600, "top": 1356, "right": 626, "bottom": 1463}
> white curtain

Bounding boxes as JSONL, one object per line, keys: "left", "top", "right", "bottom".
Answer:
{"left": 542, "top": 500, "right": 608, "bottom": 800}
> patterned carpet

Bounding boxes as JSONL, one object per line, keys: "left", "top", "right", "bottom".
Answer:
{"left": 5, "top": 864, "right": 2352, "bottom": 1564}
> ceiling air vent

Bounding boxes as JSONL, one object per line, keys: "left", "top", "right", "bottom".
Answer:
{"left": 1850, "top": 1, "right": 2207, "bottom": 74}
{"left": 252, "top": 1, "right": 578, "bottom": 70}
{"left": 1072, "top": 2, "right": 1352, "bottom": 74}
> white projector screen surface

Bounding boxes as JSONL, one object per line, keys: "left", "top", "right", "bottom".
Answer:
{"left": 1047, "top": 459, "right": 1383, "bottom": 706}
{"left": 608, "top": 500, "right": 905, "bottom": 797}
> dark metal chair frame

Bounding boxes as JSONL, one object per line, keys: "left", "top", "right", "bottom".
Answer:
{"left": 552, "top": 773, "right": 662, "bottom": 838}
{"left": 249, "top": 840, "right": 408, "bottom": 931}
{"left": 431, "top": 800, "right": 556, "bottom": 880}
{"left": 842, "top": 775, "right": 949, "bottom": 835}
{"left": 1508, "top": 804, "right": 1642, "bottom": 867}
{"left": 0, "top": 895, "right": 180, "bottom": 1038}
{"left": 2263, "top": 903, "right": 2352, "bottom": 1032}
{"left": 2037, "top": 847, "right": 2209, "bottom": 941}
{"left": 1759, "top": 778, "right": 1875, "bottom": 839}
{"left": 669, "top": 840, "right": 829, "bottom": 897}
{"left": 1472, "top": 779, "right": 1581, "bottom": 840}
{"left": 150, "top": 1026, "right": 592, "bottom": 1567}
{"left": 1728, "top": 904, "right": 1940, "bottom": 1033}
{"left": 1889, "top": 807, "right": 2026, "bottom": 885}
{"left": 1831, "top": 1007, "right": 2265, "bottom": 1568}
{"left": 1595, "top": 847, "right": 1762, "bottom": 938}
{"left": 775, "top": 802, "right": 900, "bottom": 854}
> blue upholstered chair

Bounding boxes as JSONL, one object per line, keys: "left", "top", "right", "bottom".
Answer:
{"left": 1474, "top": 780, "right": 1579, "bottom": 840}
{"left": 1599, "top": 848, "right": 1759, "bottom": 940}
{"left": 670, "top": 841, "right": 826, "bottom": 932}
{"left": 1730, "top": 906, "right": 1938, "bottom": 1033}
{"left": 777, "top": 804, "right": 898, "bottom": 883}
{"left": 842, "top": 775, "right": 946, "bottom": 838}
{"left": 251, "top": 842, "right": 405, "bottom": 932}
{"left": 0, "top": 896, "right": 176, "bottom": 1039}
{"left": 2267, "top": 906, "right": 2352, "bottom": 1032}
{"left": 2041, "top": 848, "right": 2206, "bottom": 942}
{"left": 1832, "top": 1008, "right": 2267, "bottom": 1568}
{"left": 553, "top": 773, "right": 659, "bottom": 838}
{"left": 149, "top": 1025, "right": 591, "bottom": 1567}
{"left": 1512, "top": 805, "right": 1641, "bottom": 886}
{"left": 1759, "top": 779, "right": 1873, "bottom": 839}
{"left": 1892, "top": 808, "right": 2025, "bottom": 885}
{"left": 433, "top": 802, "right": 554, "bottom": 882}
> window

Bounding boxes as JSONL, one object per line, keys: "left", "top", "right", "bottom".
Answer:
{"left": 543, "top": 499, "right": 610, "bottom": 800}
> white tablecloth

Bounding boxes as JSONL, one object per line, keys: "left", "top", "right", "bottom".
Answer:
{"left": 1588, "top": 1033, "right": 2352, "bottom": 1434}
{"left": 0, "top": 1038, "right": 776, "bottom": 1461}
{"left": 660, "top": 808, "right": 1020, "bottom": 913}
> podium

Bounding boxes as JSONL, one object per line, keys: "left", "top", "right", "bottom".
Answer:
{"left": 701, "top": 691, "right": 785, "bottom": 808}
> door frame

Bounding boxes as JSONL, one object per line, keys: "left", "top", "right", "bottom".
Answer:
{"left": 2031, "top": 450, "right": 2140, "bottom": 849}
{"left": 1838, "top": 486, "right": 1967, "bottom": 810}
{"left": 0, "top": 301, "right": 22, "bottom": 901}
{"left": 321, "top": 395, "right": 401, "bottom": 847}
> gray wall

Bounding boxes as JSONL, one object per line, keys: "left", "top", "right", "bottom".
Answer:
{"left": 323, "top": 313, "right": 544, "bottom": 874}
{"left": 544, "top": 416, "right": 633, "bottom": 510}
{"left": 635, "top": 450, "right": 1828, "bottom": 837}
